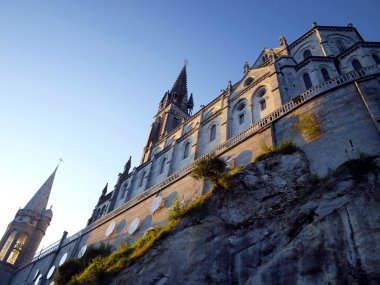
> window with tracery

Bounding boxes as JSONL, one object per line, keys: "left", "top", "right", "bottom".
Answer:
{"left": 321, "top": 68, "right": 330, "bottom": 81}
{"left": 183, "top": 142, "right": 190, "bottom": 159}
{"left": 239, "top": 113, "right": 245, "bottom": 124}
{"left": 160, "top": 158, "right": 166, "bottom": 174}
{"left": 303, "top": 49, "right": 312, "bottom": 59}
{"left": 352, "top": 59, "right": 362, "bottom": 71}
{"left": 0, "top": 231, "right": 17, "bottom": 261}
{"left": 6, "top": 233, "right": 27, "bottom": 265}
{"left": 209, "top": 125, "right": 216, "bottom": 142}
{"left": 303, "top": 73, "right": 312, "bottom": 89}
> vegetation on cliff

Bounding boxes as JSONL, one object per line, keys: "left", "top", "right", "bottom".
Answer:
{"left": 55, "top": 153, "right": 379, "bottom": 284}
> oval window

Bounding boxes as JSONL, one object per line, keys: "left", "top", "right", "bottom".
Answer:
{"left": 244, "top": 77, "right": 254, "bottom": 86}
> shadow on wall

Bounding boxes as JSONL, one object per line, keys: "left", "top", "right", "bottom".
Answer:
{"left": 164, "top": 192, "right": 178, "bottom": 209}
{"left": 235, "top": 150, "right": 252, "bottom": 166}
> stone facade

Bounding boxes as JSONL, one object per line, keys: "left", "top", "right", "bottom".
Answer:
{"left": 3, "top": 24, "right": 380, "bottom": 285}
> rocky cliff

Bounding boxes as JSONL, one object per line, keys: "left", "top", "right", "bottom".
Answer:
{"left": 112, "top": 151, "right": 380, "bottom": 285}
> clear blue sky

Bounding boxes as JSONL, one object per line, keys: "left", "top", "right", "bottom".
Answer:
{"left": 1, "top": 0, "right": 379, "bottom": 250}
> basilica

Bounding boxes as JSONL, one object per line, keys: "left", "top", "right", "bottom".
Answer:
{"left": 1, "top": 23, "right": 380, "bottom": 284}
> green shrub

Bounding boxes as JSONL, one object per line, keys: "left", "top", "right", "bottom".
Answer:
{"left": 54, "top": 243, "right": 112, "bottom": 285}
{"left": 336, "top": 154, "right": 378, "bottom": 178}
{"left": 292, "top": 113, "right": 321, "bottom": 140}
{"left": 191, "top": 156, "right": 228, "bottom": 188}
{"left": 54, "top": 259, "right": 82, "bottom": 285}
{"left": 168, "top": 196, "right": 181, "bottom": 222}
{"left": 254, "top": 140, "right": 299, "bottom": 162}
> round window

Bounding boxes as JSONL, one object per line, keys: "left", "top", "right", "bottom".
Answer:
{"left": 244, "top": 77, "right": 254, "bottom": 86}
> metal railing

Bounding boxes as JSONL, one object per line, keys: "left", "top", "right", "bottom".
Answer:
{"left": 32, "top": 239, "right": 61, "bottom": 262}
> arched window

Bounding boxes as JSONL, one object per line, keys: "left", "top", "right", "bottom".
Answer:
{"left": 209, "top": 125, "right": 216, "bottom": 142}
{"left": 160, "top": 158, "right": 166, "bottom": 174}
{"left": 183, "top": 142, "right": 190, "bottom": 159}
{"left": 321, "top": 68, "right": 330, "bottom": 81}
{"left": 303, "top": 49, "right": 312, "bottom": 59}
{"left": 259, "top": 89, "right": 266, "bottom": 97}
{"left": 0, "top": 231, "right": 17, "bottom": 261}
{"left": 303, "top": 73, "right": 313, "bottom": 89}
{"left": 7, "top": 233, "right": 28, "bottom": 265}
{"left": 372, "top": 54, "right": 380, "bottom": 65}
{"left": 239, "top": 113, "right": 245, "bottom": 124}
{"left": 236, "top": 102, "right": 246, "bottom": 111}
{"left": 337, "top": 40, "right": 346, "bottom": 53}
{"left": 352, "top": 59, "right": 362, "bottom": 71}
{"left": 139, "top": 171, "right": 146, "bottom": 187}
{"left": 259, "top": 100, "right": 266, "bottom": 111}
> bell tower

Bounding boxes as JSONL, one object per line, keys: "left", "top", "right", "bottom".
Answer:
{"left": 0, "top": 167, "right": 58, "bottom": 283}
{"left": 141, "top": 64, "right": 194, "bottom": 163}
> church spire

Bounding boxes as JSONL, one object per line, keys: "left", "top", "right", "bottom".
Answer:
{"left": 170, "top": 64, "right": 188, "bottom": 99}
{"left": 24, "top": 167, "right": 58, "bottom": 215}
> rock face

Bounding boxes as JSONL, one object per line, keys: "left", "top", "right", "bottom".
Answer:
{"left": 112, "top": 152, "right": 380, "bottom": 285}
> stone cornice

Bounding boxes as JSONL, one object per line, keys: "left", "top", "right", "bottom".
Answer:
{"left": 338, "top": 41, "right": 380, "bottom": 59}
{"left": 295, "top": 56, "right": 335, "bottom": 70}
{"left": 229, "top": 72, "right": 271, "bottom": 103}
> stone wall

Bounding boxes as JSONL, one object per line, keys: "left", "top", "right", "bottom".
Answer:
{"left": 7, "top": 72, "right": 380, "bottom": 285}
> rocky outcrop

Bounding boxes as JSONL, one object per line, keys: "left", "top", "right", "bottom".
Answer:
{"left": 112, "top": 151, "right": 380, "bottom": 285}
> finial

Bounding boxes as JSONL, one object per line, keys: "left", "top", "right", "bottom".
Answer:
{"left": 57, "top": 158, "right": 63, "bottom": 168}
{"left": 184, "top": 58, "right": 188, "bottom": 66}
{"left": 347, "top": 23, "right": 353, "bottom": 27}
{"left": 50, "top": 205, "right": 53, "bottom": 210}
{"left": 312, "top": 22, "right": 318, "bottom": 27}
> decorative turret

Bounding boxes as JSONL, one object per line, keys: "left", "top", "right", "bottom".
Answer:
{"left": 0, "top": 166, "right": 58, "bottom": 278}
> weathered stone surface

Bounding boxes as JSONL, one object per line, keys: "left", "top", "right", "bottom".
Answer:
{"left": 111, "top": 151, "right": 380, "bottom": 285}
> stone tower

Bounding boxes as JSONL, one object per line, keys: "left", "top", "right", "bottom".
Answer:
{"left": 141, "top": 64, "right": 194, "bottom": 163}
{"left": 0, "top": 167, "right": 58, "bottom": 283}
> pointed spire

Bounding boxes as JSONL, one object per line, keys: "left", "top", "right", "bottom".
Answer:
{"left": 102, "top": 183, "right": 108, "bottom": 195}
{"left": 227, "top": 81, "right": 233, "bottom": 94}
{"left": 170, "top": 64, "right": 188, "bottom": 99}
{"left": 124, "top": 156, "right": 131, "bottom": 174}
{"left": 187, "top": 93, "right": 194, "bottom": 115}
{"left": 24, "top": 167, "right": 58, "bottom": 214}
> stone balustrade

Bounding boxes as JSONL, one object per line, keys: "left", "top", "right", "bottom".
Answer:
{"left": 32, "top": 64, "right": 380, "bottom": 262}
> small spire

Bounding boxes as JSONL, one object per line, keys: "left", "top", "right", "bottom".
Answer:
{"left": 101, "top": 183, "right": 108, "bottom": 196}
{"left": 243, "top": 61, "right": 250, "bottom": 74}
{"left": 227, "top": 81, "right": 233, "bottom": 94}
{"left": 187, "top": 93, "right": 194, "bottom": 115}
{"left": 170, "top": 64, "right": 188, "bottom": 99}
{"left": 279, "top": 35, "right": 287, "bottom": 47}
{"left": 24, "top": 167, "right": 58, "bottom": 214}
{"left": 312, "top": 22, "right": 318, "bottom": 27}
{"left": 124, "top": 156, "right": 131, "bottom": 174}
